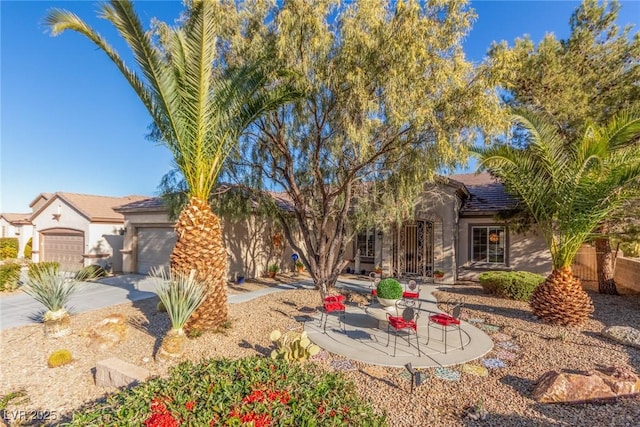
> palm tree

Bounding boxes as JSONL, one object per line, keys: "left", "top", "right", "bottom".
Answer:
{"left": 473, "top": 109, "right": 640, "bottom": 325}
{"left": 45, "top": 0, "right": 300, "bottom": 332}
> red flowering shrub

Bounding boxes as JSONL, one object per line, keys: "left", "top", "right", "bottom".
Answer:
{"left": 65, "top": 357, "right": 386, "bottom": 426}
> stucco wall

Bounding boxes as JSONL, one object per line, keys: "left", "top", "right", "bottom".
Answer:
{"left": 614, "top": 257, "right": 640, "bottom": 293}
{"left": 457, "top": 217, "right": 552, "bottom": 278}
{"left": 31, "top": 201, "right": 122, "bottom": 268}
{"left": 121, "top": 210, "right": 297, "bottom": 279}
{"left": 31, "top": 202, "right": 89, "bottom": 264}
{"left": 0, "top": 220, "right": 33, "bottom": 259}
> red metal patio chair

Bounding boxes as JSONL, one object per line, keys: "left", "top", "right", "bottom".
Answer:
{"left": 402, "top": 279, "right": 420, "bottom": 300}
{"left": 427, "top": 299, "right": 464, "bottom": 354}
{"left": 386, "top": 299, "right": 421, "bottom": 357}
{"left": 369, "top": 272, "right": 381, "bottom": 296}
{"left": 319, "top": 294, "right": 346, "bottom": 333}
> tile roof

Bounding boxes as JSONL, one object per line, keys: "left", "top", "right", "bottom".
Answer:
{"left": 448, "top": 172, "right": 520, "bottom": 214}
{"left": 33, "top": 192, "right": 149, "bottom": 222}
{"left": 115, "top": 197, "right": 167, "bottom": 212}
{"left": 0, "top": 213, "right": 32, "bottom": 225}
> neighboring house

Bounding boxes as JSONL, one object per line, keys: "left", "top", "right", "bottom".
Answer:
{"left": 29, "top": 192, "right": 148, "bottom": 271}
{"left": 0, "top": 213, "right": 34, "bottom": 258}
{"left": 115, "top": 173, "right": 553, "bottom": 282}
{"left": 115, "top": 197, "right": 296, "bottom": 277}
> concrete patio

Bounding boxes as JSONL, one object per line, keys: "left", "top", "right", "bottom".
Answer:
{"left": 305, "top": 277, "right": 494, "bottom": 368}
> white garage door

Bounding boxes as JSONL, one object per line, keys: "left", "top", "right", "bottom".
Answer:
{"left": 42, "top": 230, "right": 84, "bottom": 272}
{"left": 136, "top": 227, "right": 176, "bottom": 275}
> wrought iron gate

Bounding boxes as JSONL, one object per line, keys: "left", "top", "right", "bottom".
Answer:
{"left": 394, "top": 220, "right": 433, "bottom": 277}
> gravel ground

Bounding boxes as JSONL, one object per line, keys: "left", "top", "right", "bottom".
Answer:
{"left": 1, "top": 280, "right": 639, "bottom": 427}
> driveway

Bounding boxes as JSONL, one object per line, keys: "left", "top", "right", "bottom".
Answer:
{"left": 0, "top": 274, "right": 316, "bottom": 331}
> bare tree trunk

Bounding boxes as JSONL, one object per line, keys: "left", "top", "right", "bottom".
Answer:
{"left": 595, "top": 235, "right": 619, "bottom": 295}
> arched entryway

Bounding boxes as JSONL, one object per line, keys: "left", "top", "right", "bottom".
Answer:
{"left": 392, "top": 220, "right": 434, "bottom": 277}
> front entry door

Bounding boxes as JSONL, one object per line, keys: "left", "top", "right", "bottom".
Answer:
{"left": 396, "top": 220, "right": 433, "bottom": 277}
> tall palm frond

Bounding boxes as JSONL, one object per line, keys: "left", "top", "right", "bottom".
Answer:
{"left": 45, "top": 0, "right": 302, "bottom": 331}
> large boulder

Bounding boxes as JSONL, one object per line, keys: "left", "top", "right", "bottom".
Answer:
{"left": 532, "top": 366, "right": 640, "bottom": 403}
{"left": 86, "top": 313, "right": 128, "bottom": 351}
{"left": 601, "top": 326, "right": 640, "bottom": 349}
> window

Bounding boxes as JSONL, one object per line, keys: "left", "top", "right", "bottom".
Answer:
{"left": 356, "top": 228, "right": 376, "bottom": 259}
{"left": 472, "top": 226, "right": 506, "bottom": 264}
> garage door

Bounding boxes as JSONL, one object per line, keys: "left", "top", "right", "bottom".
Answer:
{"left": 41, "top": 230, "right": 84, "bottom": 272}
{"left": 136, "top": 227, "right": 176, "bottom": 275}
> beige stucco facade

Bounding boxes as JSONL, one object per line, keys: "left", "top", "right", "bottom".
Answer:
{"left": 119, "top": 208, "right": 297, "bottom": 279}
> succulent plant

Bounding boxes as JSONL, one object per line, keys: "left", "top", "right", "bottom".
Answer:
{"left": 269, "top": 329, "right": 320, "bottom": 362}
{"left": 47, "top": 349, "right": 73, "bottom": 368}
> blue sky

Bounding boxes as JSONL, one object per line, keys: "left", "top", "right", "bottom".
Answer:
{"left": 1, "top": 1, "right": 638, "bottom": 213}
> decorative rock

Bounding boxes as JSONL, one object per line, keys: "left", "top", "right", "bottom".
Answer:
{"left": 496, "top": 350, "right": 518, "bottom": 361}
{"left": 532, "top": 366, "right": 640, "bottom": 403}
{"left": 95, "top": 357, "right": 150, "bottom": 388}
{"left": 479, "top": 324, "right": 501, "bottom": 333}
{"left": 363, "top": 365, "right": 387, "bottom": 377}
{"left": 331, "top": 359, "right": 356, "bottom": 371}
{"left": 497, "top": 341, "right": 520, "bottom": 351}
{"left": 87, "top": 314, "right": 128, "bottom": 351}
{"left": 482, "top": 358, "right": 507, "bottom": 369}
{"left": 462, "top": 364, "right": 489, "bottom": 377}
{"left": 601, "top": 326, "right": 640, "bottom": 349}
{"left": 435, "top": 367, "right": 461, "bottom": 381}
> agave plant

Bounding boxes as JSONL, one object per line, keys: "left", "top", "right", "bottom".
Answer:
{"left": 150, "top": 268, "right": 209, "bottom": 361}
{"left": 21, "top": 265, "right": 79, "bottom": 337}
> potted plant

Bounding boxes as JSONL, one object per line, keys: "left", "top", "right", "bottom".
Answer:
{"left": 374, "top": 264, "right": 382, "bottom": 275}
{"left": 376, "top": 278, "right": 403, "bottom": 311}
{"left": 295, "top": 259, "right": 305, "bottom": 272}
{"left": 150, "top": 269, "right": 208, "bottom": 362}
{"left": 268, "top": 264, "right": 280, "bottom": 278}
{"left": 21, "top": 264, "right": 79, "bottom": 338}
{"left": 434, "top": 270, "right": 445, "bottom": 280}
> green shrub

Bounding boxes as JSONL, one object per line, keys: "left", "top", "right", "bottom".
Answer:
{"left": 74, "top": 265, "right": 108, "bottom": 281}
{"left": 376, "top": 278, "right": 403, "bottom": 299}
{"left": 0, "top": 238, "right": 18, "bottom": 260}
{"left": 65, "top": 357, "right": 387, "bottom": 426}
{"left": 0, "top": 262, "right": 21, "bottom": 291}
{"left": 23, "top": 238, "right": 32, "bottom": 260}
{"left": 478, "top": 271, "right": 545, "bottom": 301}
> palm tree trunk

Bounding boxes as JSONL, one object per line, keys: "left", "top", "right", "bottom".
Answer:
{"left": 171, "top": 197, "right": 229, "bottom": 333}
{"left": 595, "top": 226, "right": 619, "bottom": 295}
{"left": 530, "top": 266, "right": 594, "bottom": 326}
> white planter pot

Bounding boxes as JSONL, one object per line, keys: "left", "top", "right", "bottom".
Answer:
{"left": 377, "top": 297, "right": 401, "bottom": 312}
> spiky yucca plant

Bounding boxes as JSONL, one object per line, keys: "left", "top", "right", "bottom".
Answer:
{"left": 21, "top": 265, "right": 79, "bottom": 337}
{"left": 151, "top": 269, "right": 208, "bottom": 361}
{"left": 473, "top": 109, "right": 640, "bottom": 325}
{"left": 45, "top": 0, "right": 300, "bottom": 333}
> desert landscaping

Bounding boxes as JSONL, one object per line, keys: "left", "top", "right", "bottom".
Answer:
{"left": 1, "top": 276, "right": 639, "bottom": 427}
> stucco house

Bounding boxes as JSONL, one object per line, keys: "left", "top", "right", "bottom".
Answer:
{"left": 340, "top": 173, "right": 551, "bottom": 283}
{"left": 28, "top": 192, "right": 147, "bottom": 271}
{"left": 0, "top": 213, "right": 34, "bottom": 258}
{"left": 115, "top": 173, "right": 552, "bottom": 282}
{"left": 115, "top": 196, "right": 295, "bottom": 276}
